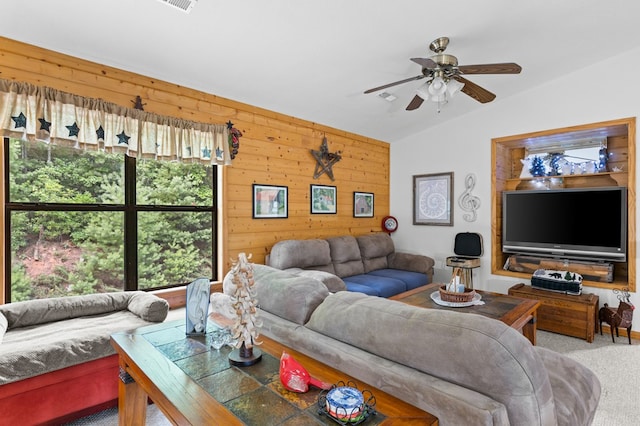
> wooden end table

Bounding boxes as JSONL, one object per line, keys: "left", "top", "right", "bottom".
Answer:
{"left": 391, "top": 283, "right": 540, "bottom": 345}
{"left": 111, "top": 320, "right": 438, "bottom": 425}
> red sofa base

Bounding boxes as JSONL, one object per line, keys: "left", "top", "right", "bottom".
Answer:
{"left": 0, "top": 355, "right": 119, "bottom": 426}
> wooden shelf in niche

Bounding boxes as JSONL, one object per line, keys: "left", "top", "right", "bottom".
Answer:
{"left": 491, "top": 117, "right": 636, "bottom": 291}
{"left": 505, "top": 171, "right": 627, "bottom": 191}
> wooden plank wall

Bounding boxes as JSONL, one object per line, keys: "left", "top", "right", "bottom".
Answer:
{"left": 0, "top": 36, "right": 389, "bottom": 300}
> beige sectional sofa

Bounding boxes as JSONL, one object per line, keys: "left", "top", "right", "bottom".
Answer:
{"left": 252, "top": 264, "right": 601, "bottom": 426}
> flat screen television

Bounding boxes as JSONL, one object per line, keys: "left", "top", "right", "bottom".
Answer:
{"left": 502, "top": 187, "right": 627, "bottom": 262}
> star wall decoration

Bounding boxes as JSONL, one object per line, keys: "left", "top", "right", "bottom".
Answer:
{"left": 66, "top": 122, "right": 80, "bottom": 137}
{"left": 38, "top": 117, "right": 52, "bottom": 132}
{"left": 117, "top": 131, "right": 130, "bottom": 145}
{"left": 202, "top": 147, "right": 212, "bottom": 158}
{"left": 11, "top": 112, "right": 27, "bottom": 129}
{"left": 311, "top": 136, "right": 342, "bottom": 181}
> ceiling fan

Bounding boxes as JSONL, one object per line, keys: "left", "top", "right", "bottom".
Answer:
{"left": 364, "top": 37, "right": 522, "bottom": 111}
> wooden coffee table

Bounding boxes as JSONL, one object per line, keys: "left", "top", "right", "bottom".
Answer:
{"left": 391, "top": 283, "right": 540, "bottom": 345}
{"left": 111, "top": 320, "right": 438, "bottom": 425}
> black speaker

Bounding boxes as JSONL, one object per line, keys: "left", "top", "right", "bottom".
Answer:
{"left": 454, "top": 232, "right": 483, "bottom": 257}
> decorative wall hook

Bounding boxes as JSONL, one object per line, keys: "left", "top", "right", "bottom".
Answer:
{"left": 458, "top": 173, "right": 480, "bottom": 222}
{"left": 311, "top": 136, "right": 342, "bottom": 181}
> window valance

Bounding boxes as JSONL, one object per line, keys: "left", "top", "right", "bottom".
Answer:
{"left": 0, "top": 79, "right": 241, "bottom": 165}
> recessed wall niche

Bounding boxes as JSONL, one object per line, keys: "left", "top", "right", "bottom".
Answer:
{"left": 491, "top": 117, "right": 636, "bottom": 291}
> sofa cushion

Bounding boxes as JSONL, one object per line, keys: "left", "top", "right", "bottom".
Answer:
{"left": 0, "top": 292, "right": 134, "bottom": 329}
{"left": 127, "top": 292, "right": 170, "bottom": 322}
{"left": 253, "top": 264, "right": 329, "bottom": 325}
{"left": 0, "top": 313, "right": 7, "bottom": 344}
{"left": 356, "top": 233, "right": 394, "bottom": 272}
{"left": 306, "top": 291, "right": 557, "bottom": 425}
{"left": 268, "top": 239, "right": 334, "bottom": 273}
{"left": 327, "top": 236, "right": 365, "bottom": 277}
{"left": 343, "top": 282, "right": 380, "bottom": 297}
{"left": 367, "top": 269, "right": 427, "bottom": 291}
{"left": 285, "top": 269, "right": 347, "bottom": 293}
{"left": 342, "top": 274, "right": 406, "bottom": 298}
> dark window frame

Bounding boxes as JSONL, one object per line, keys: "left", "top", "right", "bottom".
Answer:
{"left": 3, "top": 137, "right": 217, "bottom": 302}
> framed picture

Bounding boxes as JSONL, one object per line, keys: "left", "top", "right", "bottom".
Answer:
{"left": 353, "top": 191, "right": 374, "bottom": 217}
{"left": 413, "top": 172, "right": 453, "bottom": 226}
{"left": 310, "top": 184, "right": 337, "bottom": 214}
{"left": 252, "top": 184, "right": 288, "bottom": 218}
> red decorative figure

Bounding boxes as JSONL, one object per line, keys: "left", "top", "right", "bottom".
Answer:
{"left": 279, "top": 351, "right": 331, "bottom": 393}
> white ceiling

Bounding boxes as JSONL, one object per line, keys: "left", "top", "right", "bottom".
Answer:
{"left": 3, "top": 0, "right": 640, "bottom": 142}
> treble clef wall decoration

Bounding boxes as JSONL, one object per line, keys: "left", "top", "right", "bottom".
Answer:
{"left": 458, "top": 173, "right": 481, "bottom": 222}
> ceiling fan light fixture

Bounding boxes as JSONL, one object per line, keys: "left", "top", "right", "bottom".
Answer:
{"left": 428, "top": 76, "right": 447, "bottom": 96}
{"left": 364, "top": 36, "right": 521, "bottom": 111}
{"left": 429, "top": 94, "right": 447, "bottom": 103}
{"left": 446, "top": 78, "right": 465, "bottom": 97}
{"left": 416, "top": 83, "right": 431, "bottom": 100}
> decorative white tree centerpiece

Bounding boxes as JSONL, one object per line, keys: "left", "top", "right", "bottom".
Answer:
{"left": 227, "top": 252, "right": 263, "bottom": 366}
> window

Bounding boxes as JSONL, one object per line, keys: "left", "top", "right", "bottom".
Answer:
{"left": 4, "top": 137, "right": 217, "bottom": 302}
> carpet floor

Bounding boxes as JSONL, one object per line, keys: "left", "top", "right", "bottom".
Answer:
{"left": 537, "top": 329, "right": 639, "bottom": 426}
{"left": 66, "top": 328, "right": 639, "bottom": 425}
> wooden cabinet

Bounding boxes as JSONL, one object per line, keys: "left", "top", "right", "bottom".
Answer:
{"left": 509, "top": 283, "right": 599, "bottom": 343}
{"left": 491, "top": 118, "right": 636, "bottom": 291}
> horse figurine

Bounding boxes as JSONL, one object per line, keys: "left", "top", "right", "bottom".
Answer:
{"left": 599, "top": 288, "right": 634, "bottom": 344}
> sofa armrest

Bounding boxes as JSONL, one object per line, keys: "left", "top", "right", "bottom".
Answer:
{"left": 388, "top": 252, "right": 435, "bottom": 277}
{"left": 287, "top": 269, "right": 347, "bottom": 293}
{"left": 127, "top": 292, "right": 169, "bottom": 322}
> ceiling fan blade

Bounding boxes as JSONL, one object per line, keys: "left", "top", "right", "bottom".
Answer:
{"left": 410, "top": 57, "right": 438, "bottom": 69}
{"left": 406, "top": 95, "right": 424, "bottom": 111}
{"left": 364, "top": 75, "right": 425, "bottom": 94}
{"left": 454, "top": 76, "right": 496, "bottom": 103}
{"left": 457, "top": 63, "right": 522, "bottom": 74}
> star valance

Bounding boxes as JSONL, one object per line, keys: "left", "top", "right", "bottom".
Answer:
{"left": 0, "top": 79, "right": 240, "bottom": 165}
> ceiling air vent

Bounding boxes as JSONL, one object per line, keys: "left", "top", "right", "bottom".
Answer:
{"left": 157, "top": 0, "right": 197, "bottom": 13}
{"left": 378, "top": 92, "right": 397, "bottom": 102}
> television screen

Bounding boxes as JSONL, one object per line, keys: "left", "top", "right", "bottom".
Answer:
{"left": 502, "top": 187, "right": 627, "bottom": 261}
